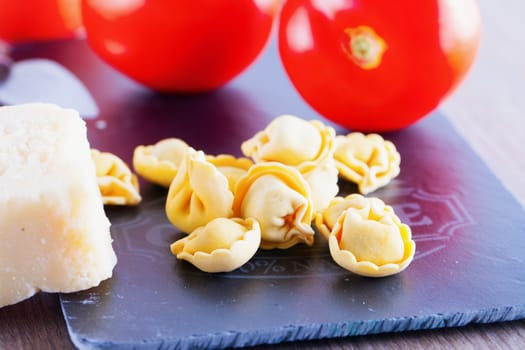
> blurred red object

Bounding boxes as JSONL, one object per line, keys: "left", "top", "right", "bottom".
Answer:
{"left": 0, "top": 0, "right": 81, "bottom": 43}
{"left": 278, "top": 0, "right": 482, "bottom": 132}
{"left": 81, "top": 0, "right": 280, "bottom": 92}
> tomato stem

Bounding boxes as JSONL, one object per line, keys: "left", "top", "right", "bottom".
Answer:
{"left": 343, "top": 26, "right": 387, "bottom": 70}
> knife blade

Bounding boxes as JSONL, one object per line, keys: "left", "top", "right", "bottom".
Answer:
{"left": 0, "top": 58, "right": 99, "bottom": 119}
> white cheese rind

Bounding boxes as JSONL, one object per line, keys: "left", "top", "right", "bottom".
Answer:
{"left": 0, "top": 103, "right": 117, "bottom": 308}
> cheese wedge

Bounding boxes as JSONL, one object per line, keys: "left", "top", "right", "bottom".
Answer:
{"left": 0, "top": 103, "right": 117, "bottom": 308}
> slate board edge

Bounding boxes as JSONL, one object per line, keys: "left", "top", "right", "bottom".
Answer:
{"left": 60, "top": 298, "right": 525, "bottom": 350}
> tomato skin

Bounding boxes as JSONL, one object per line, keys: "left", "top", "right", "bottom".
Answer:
{"left": 278, "top": 0, "right": 482, "bottom": 132}
{"left": 81, "top": 0, "right": 280, "bottom": 92}
{"left": 0, "top": 0, "right": 81, "bottom": 43}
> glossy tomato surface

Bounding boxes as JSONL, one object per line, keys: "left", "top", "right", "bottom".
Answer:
{"left": 0, "top": 0, "right": 81, "bottom": 43}
{"left": 82, "top": 0, "right": 280, "bottom": 92}
{"left": 278, "top": 0, "right": 482, "bottom": 131}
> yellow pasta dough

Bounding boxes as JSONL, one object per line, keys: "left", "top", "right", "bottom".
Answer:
{"left": 241, "top": 114, "right": 325, "bottom": 165}
{"left": 298, "top": 157, "right": 339, "bottom": 214}
{"left": 170, "top": 217, "right": 261, "bottom": 273}
{"left": 334, "top": 132, "right": 400, "bottom": 195}
{"left": 133, "top": 138, "right": 189, "bottom": 188}
{"left": 233, "top": 162, "right": 314, "bottom": 249}
{"left": 165, "top": 147, "right": 234, "bottom": 234}
{"left": 91, "top": 149, "right": 141, "bottom": 206}
{"left": 314, "top": 193, "right": 371, "bottom": 240}
{"left": 328, "top": 195, "right": 415, "bottom": 277}
{"left": 205, "top": 154, "right": 253, "bottom": 193}
{"left": 241, "top": 114, "right": 339, "bottom": 212}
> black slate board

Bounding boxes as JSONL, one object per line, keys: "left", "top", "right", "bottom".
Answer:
{"left": 13, "top": 38, "right": 525, "bottom": 349}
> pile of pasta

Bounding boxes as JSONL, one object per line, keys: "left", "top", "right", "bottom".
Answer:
{"left": 103, "top": 114, "right": 415, "bottom": 277}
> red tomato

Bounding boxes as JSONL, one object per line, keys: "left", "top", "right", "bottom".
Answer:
{"left": 81, "top": 0, "right": 280, "bottom": 92}
{"left": 0, "top": 0, "right": 81, "bottom": 43}
{"left": 278, "top": 0, "right": 482, "bottom": 131}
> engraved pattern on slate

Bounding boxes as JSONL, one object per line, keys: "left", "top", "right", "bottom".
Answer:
{"left": 111, "top": 196, "right": 170, "bottom": 262}
{"left": 379, "top": 179, "right": 477, "bottom": 261}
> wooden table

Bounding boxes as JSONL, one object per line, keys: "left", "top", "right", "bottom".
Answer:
{"left": 2, "top": 0, "right": 525, "bottom": 348}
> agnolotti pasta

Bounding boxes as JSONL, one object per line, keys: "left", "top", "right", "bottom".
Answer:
{"left": 298, "top": 157, "right": 339, "bottom": 214}
{"left": 165, "top": 147, "right": 234, "bottom": 234}
{"left": 133, "top": 138, "right": 189, "bottom": 188}
{"left": 125, "top": 113, "right": 414, "bottom": 277}
{"left": 241, "top": 114, "right": 339, "bottom": 212}
{"left": 91, "top": 149, "right": 141, "bottom": 206}
{"left": 314, "top": 193, "right": 371, "bottom": 240}
{"left": 334, "top": 132, "right": 400, "bottom": 195}
{"left": 170, "top": 217, "right": 261, "bottom": 273}
{"left": 328, "top": 195, "right": 415, "bottom": 277}
{"left": 205, "top": 154, "right": 253, "bottom": 193}
{"left": 241, "top": 114, "right": 325, "bottom": 165}
{"left": 233, "top": 162, "right": 314, "bottom": 249}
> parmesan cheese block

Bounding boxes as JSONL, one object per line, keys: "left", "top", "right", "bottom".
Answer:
{"left": 0, "top": 103, "right": 117, "bottom": 308}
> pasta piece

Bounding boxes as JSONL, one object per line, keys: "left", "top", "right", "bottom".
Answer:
{"left": 205, "top": 154, "right": 253, "bottom": 193}
{"left": 233, "top": 162, "right": 314, "bottom": 249}
{"left": 314, "top": 193, "right": 370, "bottom": 240}
{"left": 241, "top": 114, "right": 326, "bottom": 165}
{"left": 334, "top": 132, "right": 400, "bottom": 195}
{"left": 165, "top": 147, "right": 234, "bottom": 234}
{"left": 170, "top": 217, "right": 261, "bottom": 273}
{"left": 299, "top": 157, "right": 339, "bottom": 214}
{"left": 241, "top": 114, "right": 338, "bottom": 212}
{"left": 328, "top": 196, "right": 415, "bottom": 277}
{"left": 91, "top": 149, "right": 141, "bottom": 206}
{"left": 133, "top": 138, "right": 189, "bottom": 187}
